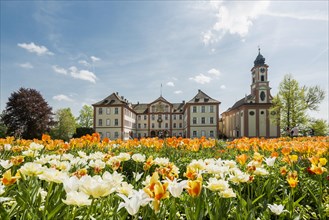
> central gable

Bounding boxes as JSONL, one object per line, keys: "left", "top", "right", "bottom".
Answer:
{"left": 149, "top": 96, "right": 172, "bottom": 113}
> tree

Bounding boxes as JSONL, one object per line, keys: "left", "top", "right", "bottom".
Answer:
{"left": 50, "top": 108, "right": 76, "bottom": 141}
{"left": 1, "top": 88, "right": 53, "bottom": 139}
{"left": 76, "top": 105, "right": 93, "bottom": 128}
{"left": 271, "top": 74, "right": 325, "bottom": 132}
{"left": 0, "top": 112, "right": 7, "bottom": 138}
{"left": 72, "top": 127, "right": 95, "bottom": 138}
{"left": 310, "top": 119, "right": 328, "bottom": 136}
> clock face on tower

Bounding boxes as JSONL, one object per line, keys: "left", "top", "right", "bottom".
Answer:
{"left": 260, "top": 68, "right": 266, "bottom": 73}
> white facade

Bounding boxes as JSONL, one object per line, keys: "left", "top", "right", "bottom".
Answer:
{"left": 93, "top": 90, "right": 220, "bottom": 139}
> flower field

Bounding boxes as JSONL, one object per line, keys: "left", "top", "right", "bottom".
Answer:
{"left": 0, "top": 134, "right": 328, "bottom": 220}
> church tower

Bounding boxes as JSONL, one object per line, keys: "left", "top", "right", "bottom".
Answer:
{"left": 250, "top": 48, "right": 272, "bottom": 103}
{"left": 220, "top": 48, "right": 279, "bottom": 138}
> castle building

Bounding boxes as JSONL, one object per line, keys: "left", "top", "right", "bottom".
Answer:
{"left": 220, "top": 49, "right": 280, "bottom": 138}
{"left": 92, "top": 89, "right": 220, "bottom": 139}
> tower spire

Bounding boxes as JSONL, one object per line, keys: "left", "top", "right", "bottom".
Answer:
{"left": 160, "top": 83, "right": 162, "bottom": 97}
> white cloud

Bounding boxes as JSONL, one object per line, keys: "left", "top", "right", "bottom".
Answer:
{"left": 79, "top": 60, "right": 90, "bottom": 67}
{"left": 202, "top": 1, "right": 270, "bottom": 45}
{"left": 189, "top": 73, "right": 212, "bottom": 84}
{"left": 53, "top": 94, "right": 74, "bottom": 102}
{"left": 166, "top": 82, "right": 175, "bottom": 87}
{"left": 19, "top": 62, "right": 33, "bottom": 69}
{"left": 174, "top": 90, "right": 182, "bottom": 94}
{"left": 213, "top": 2, "right": 270, "bottom": 37}
{"left": 91, "top": 56, "right": 100, "bottom": 62}
{"left": 220, "top": 85, "right": 226, "bottom": 89}
{"left": 202, "top": 30, "right": 216, "bottom": 46}
{"left": 17, "top": 42, "right": 54, "bottom": 56}
{"left": 52, "top": 65, "right": 67, "bottom": 75}
{"left": 208, "top": 68, "right": 220, "bottom": 77}
{"left": 69, "top": 66, "right": 97, "bottom": 83}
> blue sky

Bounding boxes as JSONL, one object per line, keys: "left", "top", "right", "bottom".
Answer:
{"left": 1, "top": 1, "right": 328, "bottom": 121}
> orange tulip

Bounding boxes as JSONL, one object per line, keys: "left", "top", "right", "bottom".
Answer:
{"left": 1, "top": 170, "right": 20, "bottom": 186}
{"left": 280, "top": 166, "right": 288, "bottom": 176}
{"left": 184, "top": 166, "right": 198, "bottom": 180}
{"left": 236, "top": 154, "right": 248, "bottom": 165}
{"left": 187, "top": 175, "right": 203, "bottom": 197}
{"left": 287, "top": 177, "right": 298, "bottom": 188}
{"left": 10, "top": 156, "right": 25, "bottom": 165}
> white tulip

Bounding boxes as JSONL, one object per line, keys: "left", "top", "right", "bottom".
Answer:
{"left": 62, "top": 191, "right": 92, "bottom": 206}
{"left": 268, "top": 204, "right": 286, "bottom": 215}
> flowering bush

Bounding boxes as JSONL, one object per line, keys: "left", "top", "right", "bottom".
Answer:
{"left": 0, "top": 134, "right": 328, "bottom": 219}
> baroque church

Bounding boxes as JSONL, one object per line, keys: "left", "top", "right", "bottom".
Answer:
{"left": 220, "top": 49, "right": 280, "bottom": 138}
{"left": 93, "top": 49, "right": 280, "bottom": 139}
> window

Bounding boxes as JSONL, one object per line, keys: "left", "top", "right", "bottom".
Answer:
{"left": 173, "top": 123, "right": 177, "bottom": 128}
{"left": 249, "top": 111, "right": 255, "bottom": 116}
{"left": 201, "top": 117, "right": 205, "bottom": 124}
{"left": 115, "top": 119, "right": 119, "bottom": 126}
{"left": 106, "top": 108, "right": 110, "bottom": 114}
{"left": 165, "top": 114, "right": 168, "bottom": 120}
{"left": 115, "top": 108, "right": 119, "bottom": 114}
{"left": 193, "top": 117, "right": 197, "bottom": 124}
{"left": 152, "top": 123, "right": 155, "bottom": 128}
{"left": 165, "top": 123, "right": 168, "bottom": 128}
{"left": 179, "top": 123, "right": 182, "bottom": 128}
{"left": 261, "top": 111, "right": 264, "bottom": 115}
{"left": 193, "top": 106, "right": 197, "bottom": 113}
{"left": 210, "top": 106, "right": 214, "bottom": 113}
{"left": 201, "top": 130, "right": 206, "bottom": 137}
{"left": 152, "top": 115, "right": 155, "bottom": 120}
{"left": 138, "top": 115, "right": 141, "bottom": 120}
{"left": 144, "top": 115, "right": 147, "bottom": 120}
{"left": 201, "top": 106, "right": 205, "bottom": 113}
{"left": 144, "top": 123, "right": 147, "bottom": 128}
{"left": 173, "top": 115, "right": 176, "bottom": 120}
{"left": 106, "top": 119, "right": 110, "bottom": 126}
{"left": 192, "top": 131, "right": 197, "bottom": 137}
{"left": 98, "top": 108, "right": 103, "bottom": 115}
{"left": 210, "top": 131, "right": 214, "bottom": 137}
{"left": 98, "top": 119, "right": 102, "bottom": 126}
{"left": 159, "top": 123, "right": 161, "bottom": 128}
{"left": 179, "top": 115, "right": 183, "bottom": 120}
{"left": 99, "top": 132, "right": 103, "bottom": 139}
{"left": 114, "top": 132, "right": 119, "bottom": 138}
{"left": 210, "top": 117, "right": 214, "bottom": 124}
{"left": 138, "top": 123, "right": 141, "bottom": 128}
{"left": 260, "top": 91, "right": 266, "bottom": 101}
{"left": 106, "top": 132, "right": 110, "bottom": 138}
{"left": 261, "top": 75, "right": 265, "bottom": 81}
